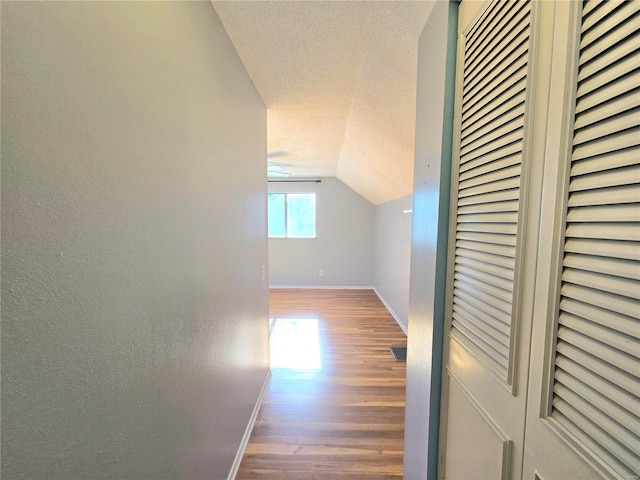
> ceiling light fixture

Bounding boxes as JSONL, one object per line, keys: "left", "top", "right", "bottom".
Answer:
{"left": 267, "top": 162, "right": 292, "bottom": 177}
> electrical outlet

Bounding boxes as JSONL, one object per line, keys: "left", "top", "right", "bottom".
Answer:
{"left": 319, "top": 269, "right": 324, "bottom": 277}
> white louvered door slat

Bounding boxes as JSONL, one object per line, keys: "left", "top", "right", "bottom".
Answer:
{"left": 563, "top": 268, "right": 638, "bottom": 298}
{"left": 576, "top": 73, "right": 640, "bottom": 114}
{"left": 561, "top": 283, "right": 638, "bottom": 319}
{"left": 458, "top": 175, "right": 520, "bottom": 198}
{"left": 461, "top": 103, "right": 526, "bottom": 150}
{"left": 563, "top": 252, "right": 639, "bottom": 278}
{"left": 456, "top": 256, "right": 513, "bottom": 280}
{"left": 464, "top": 0, "right": 522, "bottom": 66}
{"left": 567, "top": 203, "right": 640, "bottom": 222}
{"left": 464, "top": 19, "right": 531, "bottom": 94}
{"left": 577, "top": 54, "right": 640, "bottom": 100}
{"left": 464, "top": 8, "right": 530, "bottom": 83}
{"left": 463, "top": 27, "right": 530, "bottom": 100}
{"left": 579, "top": 0, "right": 624, "bottom": 32}
{"left": 573, "top": 111, "right": 640, "bottom": 145}
{"left": 566, "top": 222, "right": 637, "bottom": 242}
{"left": 579, "top": 2, "right": 640, "bottom": 51}
{"left": 463, "top": 62, "right": 528, "bottom": 122}
{"left": 559, "top": 314, "right": 637, "bottom": 357}
{"left": 560, "top": 297, "right": 639, "bottom": 339}
{"left": 574, "top": 91, "right": 639, "bottom": 128}
{"left": 447, "top": 0, "right": 533, "bottom": 386}
{"left": 581, "top": 18, "right": 639, "bottom": 66}
{"left": 455, "top": 272, "right": 512, "bottom": 302}
{"left": 457, "top": 223, "right": 518, "bottom": 236}
{"left": 453, "top": 302, "right": 510, "bottom": 337}
{"left": 548, "top": 0, "right": 640, "bottom": 476}
{"left": 459, "top": 154, "right": 522, "bottom": 182}
{"left": 553, "top": 386, "right": 640, "bottom": 464}
{"left": 565, "top": 237, "right": 640, "bottom": 261}
{"left": 458, "top": 202, "right": 519, "bottom": 217}
{"left": 459, "top": 145, "right": 522, "bottom": 175}
{"left": 555, "top": 356, "right": 638, "bottom": 414}
{"left": 556, "top": 342, "right": 637, "bottom": 398}
{"left": 456, "top": 239, "right": 516, "bottom": 257}
{"left": 568, "top": 184, "right": 639, "bottom": 208}
{"left": 462, "top": 62, "right": 527, "bottom": 128}
{"left": 571, "top": 148, "right": 640, "bottom": 175}
{"left": 459, "top": 165, "right": 521, "bottom": 190}
{"left": 570, "top": 164, "right": 640, "bottom": 190}
{"left": 580, "top": 32, "right": 640, "bottom": 81}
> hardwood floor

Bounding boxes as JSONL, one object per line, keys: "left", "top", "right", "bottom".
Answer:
{"left": 237, "top": 289, "right": 407, "bottom": 480}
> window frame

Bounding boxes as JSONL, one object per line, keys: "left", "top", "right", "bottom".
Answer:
{"left": 268, "top": 192, "right": 317, "bottom": 239}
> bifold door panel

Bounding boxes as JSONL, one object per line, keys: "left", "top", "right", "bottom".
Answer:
{"left": 440, "top": 0, "right": 639, "bottom": 478}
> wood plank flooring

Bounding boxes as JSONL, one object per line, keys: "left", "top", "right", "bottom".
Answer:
{"left": 236, "top": 289, "right": 407, "bottom": 480}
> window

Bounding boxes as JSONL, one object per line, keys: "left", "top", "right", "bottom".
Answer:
{"left": 268, "top": 193, "right": 316, "bottom": 238}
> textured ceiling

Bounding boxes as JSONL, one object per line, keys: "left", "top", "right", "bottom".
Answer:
{"left": 212, "top": 1, "right": 435, "bottom": 204}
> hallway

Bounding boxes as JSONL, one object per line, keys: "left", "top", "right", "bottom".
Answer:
{"left": 237, "top": 289, "right": 408, "bottom": 479}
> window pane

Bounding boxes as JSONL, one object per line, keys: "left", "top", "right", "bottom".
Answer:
{"left": 287, "top": 193, "right": 316, "bottom": 238}
{"left": 267, "top": 193, "right": 285, "bottom": 237}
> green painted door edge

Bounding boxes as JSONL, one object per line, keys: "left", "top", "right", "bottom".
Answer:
{"left": 428, "top": 1, "right": 459, "bottom": 479}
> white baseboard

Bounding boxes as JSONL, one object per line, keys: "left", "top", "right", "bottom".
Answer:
{"left": 227, "top": 370, "right": 272, "bottom": 480}
{"left": 373, "top": 287, "right": 408, "bottom": 336}
{"left": 269, "top": 285, "right": 375, "bottom": 290}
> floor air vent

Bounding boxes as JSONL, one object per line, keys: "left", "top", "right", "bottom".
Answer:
{"left": 389, "top": 346, "right": 407, "bottom": 362}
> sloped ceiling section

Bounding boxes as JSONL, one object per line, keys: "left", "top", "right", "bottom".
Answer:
{"left": 213, "top": 1, "right": 435, "bottom": 205}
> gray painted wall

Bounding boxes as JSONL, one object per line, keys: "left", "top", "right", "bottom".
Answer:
{"left": 268, "top": 178, "right": 375, "bottom": 287}
{"left": 1, "top": 3, "right": 269, "bottom": 479}
{"left": 374, "top": 195, "right": 413, "bottom": 332}
{"left": 404, "top": 1, "right": 458, "bottom": 479}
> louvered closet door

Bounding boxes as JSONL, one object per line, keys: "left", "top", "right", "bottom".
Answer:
{"left": 451, "top": 0, "right": 531, "bottom": 388}
{"left": 440, "top": 0, "right": 542, "bottom": 478}
{"left": 524, "top": 1, "right": 640, "bottom": 478}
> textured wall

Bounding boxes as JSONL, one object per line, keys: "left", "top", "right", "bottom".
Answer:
{"left": 1, "top": 3, "right": 269, "bottom": 479}
{"left": 374, "top": 195, "right": 413, "bottom": 332}
{"left": 403, "top": 1, "right": 458, "bottom": 479}
{"left": 268, "top": 178, "right": 374, "bottom": 287}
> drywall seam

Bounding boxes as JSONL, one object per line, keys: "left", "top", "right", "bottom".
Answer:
{"left": 373, "top": 287, "right": 408, "bottom": 335}
{"left": 227, "top": 370, "right": 273, "bottom": 480}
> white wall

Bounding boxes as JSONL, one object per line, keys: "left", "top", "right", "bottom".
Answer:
{"left": 374, "top": 195, "right": 413, "bottom": 332}
{"left": 268, "top": 177, "right": 375, "bottom": 287}
{"left": 403, "top": 1, "right": 458, "bottom": 479}
{"left": 1, "top": 3, "right": 269, "bottom": 479}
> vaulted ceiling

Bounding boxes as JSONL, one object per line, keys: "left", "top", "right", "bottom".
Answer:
{"left": 212, "top": 1, "right": 435, "bottom": 205}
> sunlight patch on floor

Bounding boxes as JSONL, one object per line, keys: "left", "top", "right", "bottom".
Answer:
{"left": 270, "top": 318, "right": 322, "bottom": 370}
